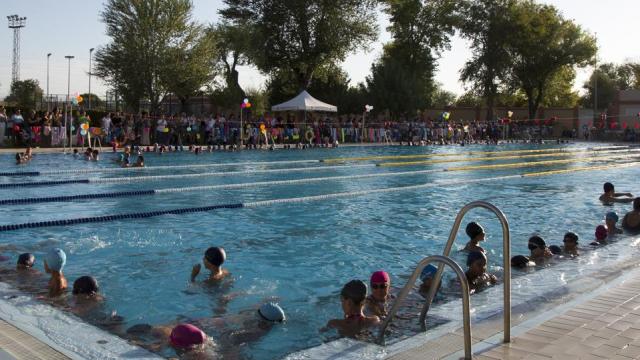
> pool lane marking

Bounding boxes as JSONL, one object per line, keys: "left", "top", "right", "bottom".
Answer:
{"left": 377, "top": 148, "right": 640, "bottom": 167}
{"left": 0, "top": 149, "right": 637, "bottom": 189}
{"left": 2, "top": 153, "right": 639, "bottom": 205}
{"left": 0, "top": 145, "right": 629, "bottom": 177}
{"left": 320, "top": 145, "right": 630, "bottom": 163}
{"left": 0, "top": 161, "right": 638, "bottom": 231}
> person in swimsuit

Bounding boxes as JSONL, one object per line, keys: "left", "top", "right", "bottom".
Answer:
{"left": 605, "top": 212, "right": 623, "bottom": 235}
{"left": 465, "top": 251, "right": 497, "bottom": 294}
{"left": 463, "top": 222, "right": 486, "bottom": 253}
{"left": 323, "top": 280, "right": 380, "bottom": 338}
{"left": 191, "top": 247, "right": 230, "bottom": 282}
{"left": 562, "top": 232, "right": 579, "bottom": 256}
{"left": 591, "top": 225, "right": 608, "bottom": 246}
{"left": 528, "top": 236, "right": 553, "bottom": 264}
{"left": 44, "top": 248, "right": 67, "bottom": 297}
{"left": 599, "top": 182, "right": 633, "bottom": 203}
{"left": 365, "top": 271, "right": 392, "bottom": 318}
{"left": 622, "top": 198, "right": 640, "bottom": 234}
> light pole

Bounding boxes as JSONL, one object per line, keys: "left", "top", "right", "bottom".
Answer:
{"left": 593, "top": 32, "right": 598, "bottom": 123}
{"left": 88, "top": 48, "right": 94, "bottom": 110}
{"left": 46, "top": 53, "right": 51, "bottom": 111}
{"left": 65, "top": 55, "right": 74, "bottom": 152}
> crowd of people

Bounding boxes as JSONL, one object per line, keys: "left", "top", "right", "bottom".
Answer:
{"left": 3, "top": 179, "right": 638, "bottom": 356}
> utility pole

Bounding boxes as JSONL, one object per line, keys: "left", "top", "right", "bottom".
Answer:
{"left": 594, "top": 32, "right": 598, "bottom": 122}
{"left": 7, "top": 15, "right": 26, "bottom": 84}
{"left": 65, "top": 55, "right": 75, "bottom": 152}
{"left": 88, "top": 48, "right": 94, "bottom": 110}
{"left": 46, "top": 53, "right": 52, "bottom": 111}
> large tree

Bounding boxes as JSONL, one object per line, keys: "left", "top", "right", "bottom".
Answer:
{"left": 211, "top": 23, "right": 252, "bottom": 103}
{"left": 459, "top": 0, "right": 517, "bottom": 121}
{"left": 94, "top": 0, "right": 214, "bottom": 113}
{"left": 581, "top": 62, "right": 640, "bottom": 111}
{"left": 506, "top": 1, "right": 596, "bottom": 119}
{"left": 220, "top": 0, "right": 378, "bottom": 91}
{"left": 4, "top": 79, "right": 43, "bottom": 109}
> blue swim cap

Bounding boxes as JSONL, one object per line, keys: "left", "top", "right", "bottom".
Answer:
{"left": 258, "top": 302, "right": 286, "bottom": 322}
{"left": 46, "top": 248, "right": 66, "bottom": 272}
{"left": 420, "top": 264, "right": 438, "bottom": 281}
{"left": 606, "top": 211, "right": 619, "bottom": 223}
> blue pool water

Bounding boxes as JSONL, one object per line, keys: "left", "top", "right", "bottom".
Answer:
{"left": 1, "top": 143, "right": 640, "bottom": 359}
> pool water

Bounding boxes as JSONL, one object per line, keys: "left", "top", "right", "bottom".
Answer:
{"left": 1, "top": 143, "right": 639, "bottom": 359}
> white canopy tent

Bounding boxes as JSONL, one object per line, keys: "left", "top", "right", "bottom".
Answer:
{"left": 271, "top": 90, "right": 337, "bottom": 112}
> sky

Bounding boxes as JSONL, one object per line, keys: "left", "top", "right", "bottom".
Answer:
{"left": 0, "top": 0, "right": 638, "bottom": 100}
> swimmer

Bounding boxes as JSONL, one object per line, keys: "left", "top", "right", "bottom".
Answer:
{"left": 17, "top": 253, "right": 35, "bottom": 270}
{"left": 528, "top": 236, "right": 553, "bottom": 264}
{"left": 463, "top": 222, "right": 485, "bottom": 253}
{"left": 24, "top": 147, "right": 32, "bottom": 160}
{"left": 605, "top": 212, "right": 623, "bottom": 235}
{"left": 510, "top": 255, "right": 535, "bottom": 269}
{"left": 191, "top": 247, "right": 229, "bottom": 282}
{"left": 365, "top": 271, "right": 392, "bottom": 318}
{"left": 72, "top": 148, "right": 79, "bottom": 158}
{"left": 465, "top": 251, "right": 497, "bottom": 294}
{"left": 591, "top": 225, "right": 608, "bottom": 246}
{"left": 418, "top": 264, "right": 442, "bottom": 299}
{"left": 622, "top": 198, "right": 640, "bottom": 234}
{"left": 548, "top": 245, "right": 562, "bottom": 255}
{"left": 44, "top": 248, "right": 67, "bottom": 297}
{"left": 599, "top": 182, "right": 633, "bottom": 203}
{"left": 73, "top": 276, "right": 104, "bottom": 301}
{"left": 132, "top": 155, "right": 144, "bottom": 167}
{"left": 91, "top": 149, "right": 99, "bottom": 161}
{"left": 322, "top": 280, "right": 380, "bottom": 338}
{"left": 562, "top": 232, "right": 579, "bottom": 256}
{"left": 15, "top": 152, "right": 24, "bottom": 164}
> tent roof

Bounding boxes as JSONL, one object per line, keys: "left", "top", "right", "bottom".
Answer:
{"left": 271, "top": 90, "right": 337, "bottom": 112}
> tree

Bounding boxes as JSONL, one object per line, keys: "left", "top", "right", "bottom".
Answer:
{"left": 581, "top": 62, "right": 640, "bottom": 110}
{"left": 459, "top": 0, "right": 517, "bottom": 120}
{"left": 212, "top": 23, "right": 252, "bottom": 102}
{"left": 220, "top": 0, "right": 378, "bottom": 90}
{"left": 506, "top": 1, "right": 596, "bottom": 119}
{"left": 95, "top": 0, "right": 213, "bottom": 113}
{"left": 540, "top": 66, "right": 580, "bottom": 108}
{"left": 431, "top": 83, "right": 457, "bottom": 108}
{"left": 79, "top": 93, "right": 104, "bottom": 110}
{"left": 4, "top": 79, "right": 43, "bottom": 109}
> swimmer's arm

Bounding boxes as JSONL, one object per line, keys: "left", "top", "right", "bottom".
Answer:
{"left": 190, "top": 263, "right": 201, "bottom": 282}
{"left": 615, "top": 192, "right": 633, "bottom": 197}
{"left": 43, "top": 260, "right": 51, "bottom": 274}
{"left": 489, "top": 274, "right": 498, "bottom": 284}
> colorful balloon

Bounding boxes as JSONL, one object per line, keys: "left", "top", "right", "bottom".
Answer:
{"left": 243, "top": 98, "right": 249, "bottom": 104}
{"left": 80, "top": 129, "right": 87, "bottom": 136}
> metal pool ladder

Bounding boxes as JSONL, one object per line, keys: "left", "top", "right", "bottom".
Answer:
{"left": 376, "top": 201, "right": 511, "bottom": 359}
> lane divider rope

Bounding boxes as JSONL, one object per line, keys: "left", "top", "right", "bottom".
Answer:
{"left": 1, "top": 161, "right": 638, "bottom": 232}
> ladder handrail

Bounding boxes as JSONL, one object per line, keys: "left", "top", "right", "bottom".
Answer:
{"left": 420, "top": 201, "right": 511, "bottom": 343}
{"left": 376, "top": 255, "right": 473, "bottom": 360}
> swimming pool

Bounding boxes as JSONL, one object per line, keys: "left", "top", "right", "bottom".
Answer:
{"left": 1, "top": 143, "right": 639, "bottom": 359}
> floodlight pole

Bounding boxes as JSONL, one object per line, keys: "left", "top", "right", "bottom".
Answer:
{"left": 88, "top": 48, "right": 94, "bottom": 110}
{"left": 65, "top": 55, "right": 75, "bottom": 152}
{"left": 46, "top": 53, "right": 51, "bottom": 111}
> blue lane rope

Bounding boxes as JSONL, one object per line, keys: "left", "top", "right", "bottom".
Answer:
{"left": 0, "top": 190, "right": 156, "bottom": 205}
{"left": 0, "top": 171, "right": 41, "bottom": 177}
{"left": 1, "top": 161, "right": 638, "bottom": 232}
{"left": 0, "top": 179, "right": 90, "bottom": 188}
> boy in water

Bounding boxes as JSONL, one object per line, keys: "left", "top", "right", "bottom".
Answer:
{"left": 418, "top": 264, "right": 443, "bottom": 299}
{"left": 591, "top": 225, "right": 608, "bottom": 246}
{"left": 465, "top": 251, "right": 497, "bottom": 294}
{"left": 44, "top": 248, "right": 67, "bottom": 297}
{"left": 323, "top": 280, "right": 380, "bottom": 338}
{"left": 16, "top": 253, "right": 35, "bottom": 270}
{"left": 365, "top": 271, "right": 392, "bottom": 318}
{"left": 562, "top": 232, "right": 579, "bottom": 256}
{"left": 132, "top": 155, "right": 144, "bottom": 167}
{"left": 605, "top": 212, "right": 623, "bottom": 235}
{"left": 463, "top": 222, "right": 486, "bottom": 253}
{"left": 191, "top": 247, "right": 229, "bottom": 282}
{"left": 599, "top": 182, "right": 633, "bottom": 203}
{"left": 528, "top": 236, "right": 553, "bottom": 264}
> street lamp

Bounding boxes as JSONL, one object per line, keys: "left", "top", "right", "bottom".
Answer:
{"left": 46, "top": 53, "right": 52, "bottom": 111}
{"left": 88, "top": 48, "right": 94, "bottom": 110}
{"left": 65, "top": 55, "right": 74, "bottom": 152}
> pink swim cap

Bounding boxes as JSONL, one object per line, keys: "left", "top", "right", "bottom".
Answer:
{"left": 595, "top": 225, "right": 608, "bottom": 241}
{"left": 169, "top": 324, "right": 206, "bottom": 349}
{"left": 370, "top": 270, "right": 390, "bottom": 284}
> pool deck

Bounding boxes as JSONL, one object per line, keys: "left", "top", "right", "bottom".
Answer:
{"left": 0, "top": 319, "right": 69, "bottom": 360}
{"left": 390, "top": 273, "right": 640, "bottom": 360}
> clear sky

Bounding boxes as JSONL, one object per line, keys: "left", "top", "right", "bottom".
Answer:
{"left": 0, "top": 0, "right": 637, "bottom": 100}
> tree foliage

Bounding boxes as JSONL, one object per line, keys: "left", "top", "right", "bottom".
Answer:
{"left": 220, "top": 0, "right": 378, "bottom": 90}
{"left": 211, "top": 23, "right": 252, "bottom": 102}
{"left": 95, "top": 0, "right": 216, "bottom": 113}
{"left": 4, "top": 79, "right": 43, "bottom": 109}
{"left": 581, "top": 62, "right": 640, "bottom": 110}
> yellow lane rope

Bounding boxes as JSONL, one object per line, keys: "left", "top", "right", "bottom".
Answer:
{"left": 522, "top": 162, "right": 640, "bottom": 177}
{"left": 446, "top": 154, "right": 640, "bottom": 172}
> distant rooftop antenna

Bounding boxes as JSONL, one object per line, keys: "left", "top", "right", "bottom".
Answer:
{"left": 7, "top": 14, "right": 27, "bottom": 84}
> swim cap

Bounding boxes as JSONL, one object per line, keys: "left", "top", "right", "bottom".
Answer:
{"left": 420, "top": 264, "right": 438, "bottom": 281}
{"left": 466, "top": 251, "right": 487, "bottom": 267}
{"left": 169, "top": 324, "right": 206, "bottom": 349}
{"left": 46, "top": 248, "right": 66, "bottom": 272}
{"left": 564, "top": 232, "right": 579, "bottom": 243}
{"left": 340, "top": 280, "right": 367, "bottom": 304}
{"left": 548, "top": 245, "right": 562, "bottom": 255}
{"left": 603, "top": 182, "right": 614, "bottom": 193}
{"left": 370, "top": 270, "right": 390, "bottom": 284}
{"left": 258, "top": 302, "right": 286, "bottom": 322}
{"left": 595, "top": 225, "right": 608, "bottom": 241}
{"left": 465, "top": 222, "right": 484, "bottom": 239}
{"left": 73, "top": 276, "right": 99, "bottom": 296}
{"left": 17, "top": 253, "right": 35, "bottom": 267}
{"left": 204, "top": 247, "right": 226, "bottom": 267}
{"left": 510, "top": 255, "right": 532, "bottom": 268}
{"left": 605, "top": 212, "right": 619, "bottom": 223}
{"left": 528, "top": 236, "right": 546, "bottom": 249}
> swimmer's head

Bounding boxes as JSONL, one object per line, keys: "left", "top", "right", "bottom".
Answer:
{"left": 603, "top": 182, "right": 614, "bottom": 194}
{"left": 204, "top": 247, "right": 226, "bottom": 267}
{"left": 73, "top": 276, "right": 99, "bottom": 296}
{"left": 548, "top": 245, "right": 562, "bottom": 255}
{"left": 17, "top": 253, "right": 35, "bottom": 269}
{"left": 605, "top": 211, "right": 619, "bottom": 223}
{"left": 528, "top": 236, "right": 546, "bottom": 251}
{"left": 595, "top": 225, "right": 608, "bottom": 241}
{"left": 169, "top": 324, "right": 206, "bottom": 349}
{"left": 510, "top": 255, "right": 534, "bottom": 268}
{"left": 45, "top": 248, "right": 66, "bottom": 272}
{"left": 370, "top": 270, "right": 390, "bottom": 285}
{"left": 257, "top": 302, "right": 286, "bottom": 322}
{"left": 420, "top": 264, "right": 438, "bottom": 282}
{"left": 465, "top": 222, "right": 485, "bottom": 240}
{"left": 340, "top": 280, "right": 367, "bottom": 306}
{"left": 563, "top": 232, "right": 579, "bottom": 245}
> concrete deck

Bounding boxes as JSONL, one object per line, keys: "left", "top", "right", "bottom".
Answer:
{"left": 0, "top": 319, "right": 69, "bottom": 360}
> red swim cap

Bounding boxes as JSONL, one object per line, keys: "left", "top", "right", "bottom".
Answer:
{"left": 370, "top": 270, "right": 390, "bottom": 284}
{"left": 169, "top": 324, "right": 206, "bottom": 349}
{"left": 595, "top": 225, "right": 608, "bottom": 241}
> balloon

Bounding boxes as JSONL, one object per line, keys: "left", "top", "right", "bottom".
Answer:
{"left": 71, "top": 126, "right": 75, "bottom": 131}
{"left": 186, "top": 127, "right": 192, "bottom": 132}
{"left": 243, "top": 98, "right": 249, "bottom": 104}
{"left": 241, "top": 103, "right": 246, "bottom": 109}
{"left": 77, "top": 96, "right": 83, "bottom": 103}
{"left": 246, "top": 102, "right": 252, "bottom": 108}
{"left": 81, "top": 123, "right": 89, "bottom": 130}
{"left": 80, "top": 129, "right": 87, "bottom": 136}
{"left": 507, "top": 111, "right": 513, "bottom": 118}
{"left": 71, "top": 98, "right": 78, "bottom": 105}
{"left": 259, "top": 124, "right": 266, "bottom": 131}
{"left": 91, "top": 127, "right": 102, "bottom": 136}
